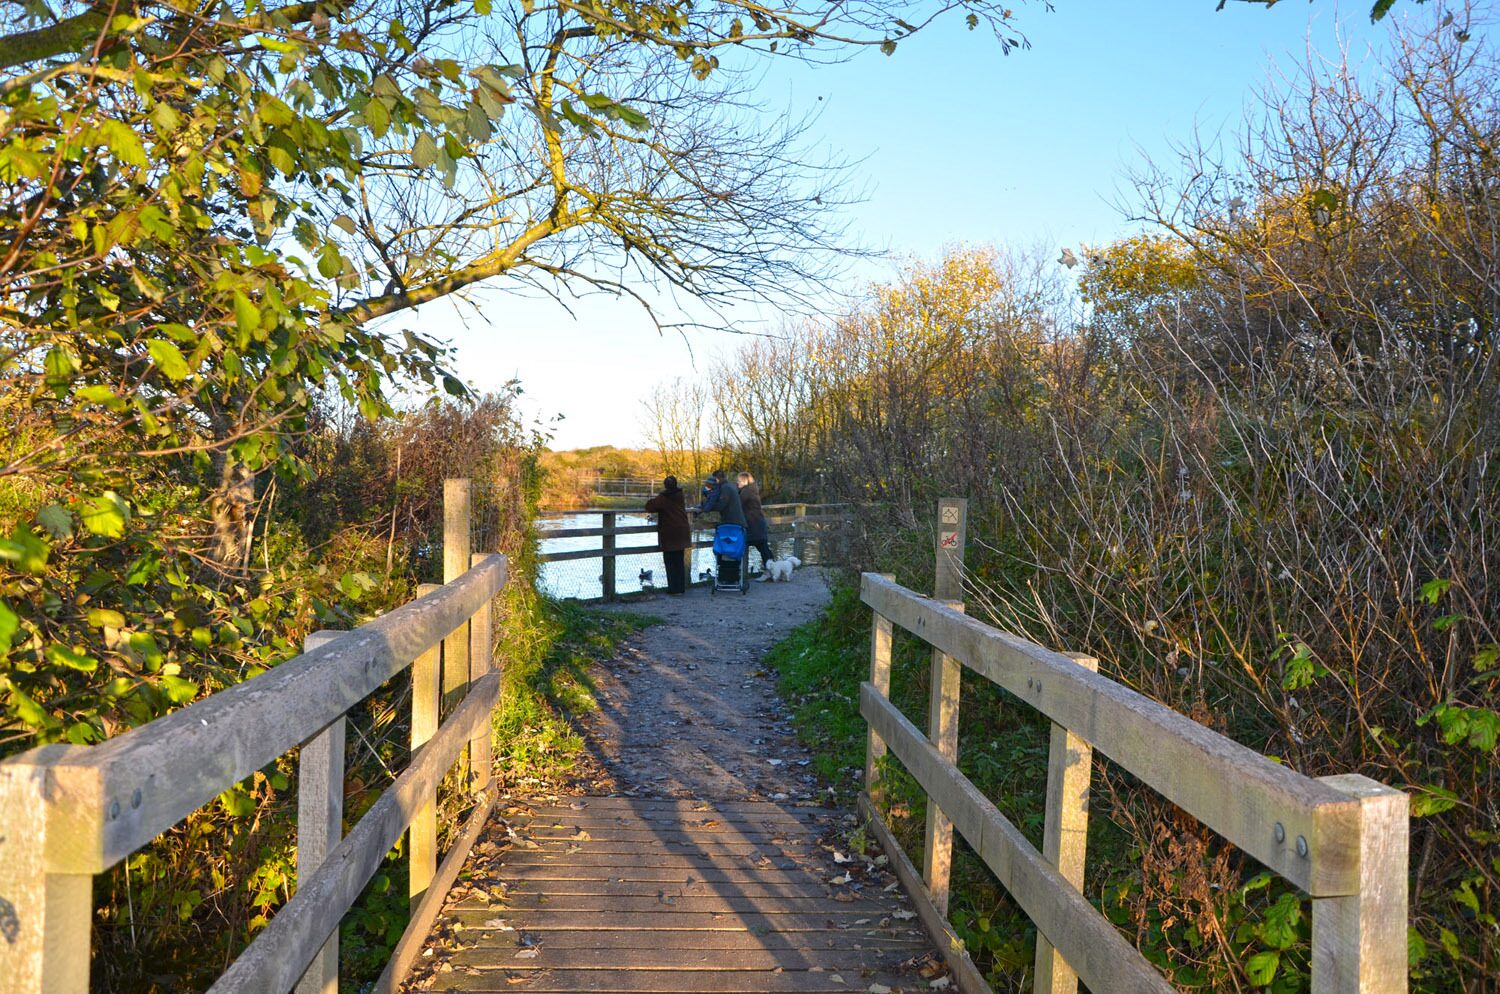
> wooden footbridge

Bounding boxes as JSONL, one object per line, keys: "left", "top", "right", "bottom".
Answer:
{"left": 0, "top": 489, "right": 1409, "bottom": 994}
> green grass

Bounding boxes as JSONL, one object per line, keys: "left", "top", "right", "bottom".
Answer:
{"left": 491, "top": 595, "right": 657, "bottom": 783}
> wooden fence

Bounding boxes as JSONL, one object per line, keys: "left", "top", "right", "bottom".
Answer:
{"left": 0, "top": 480, "right": 505, "bottom": 994}
{"left": 860, "top": 497, "right": 1408, "bottom": 994}
{"left": 537, "top": 502, "right": 852, "bottom": 601}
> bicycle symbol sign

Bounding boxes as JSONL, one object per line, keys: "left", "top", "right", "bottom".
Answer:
{"left": 939, "top": 531, "right": 959, "bottom": 549}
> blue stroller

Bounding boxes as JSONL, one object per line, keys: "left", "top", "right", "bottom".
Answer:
{"left": 709, "top": 523, "right": 749, "bottom": 596}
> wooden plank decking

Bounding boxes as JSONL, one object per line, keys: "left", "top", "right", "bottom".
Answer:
{"left": 404, "top": 796, "right": 941, "bottom": 993}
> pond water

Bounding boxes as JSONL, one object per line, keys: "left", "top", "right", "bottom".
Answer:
{"left": 536, "top": 512, "right": 728, "bottom": 600}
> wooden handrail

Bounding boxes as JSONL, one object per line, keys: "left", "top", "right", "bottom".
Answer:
{"left": 0, "top": 513, "right": 510, "bottom": 992}
{"left": 859, "top": 569, "right": 1408, "bottom": 994}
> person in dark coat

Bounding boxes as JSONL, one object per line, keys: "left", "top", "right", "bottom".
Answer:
{"left": 645, "top": 476, "right": 691, "bottom": 594}
{"left": 737, "top": 472, "right": 774, "bottom": 579}
{"left": 702, "top": 469, "right": 746, "bottom": 526}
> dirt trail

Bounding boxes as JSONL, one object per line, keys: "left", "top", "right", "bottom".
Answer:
{"left": 577, "top": 569, "right": 836, "bottom": 801}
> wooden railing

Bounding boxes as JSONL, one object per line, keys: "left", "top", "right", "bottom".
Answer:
{"left": 0, "top": 481, "right": 508, "bottom": 994}
{"left": 859, "top": 502, "right": 1408, "bottom": 994}
{"left": 537, "top": 502, "right": 852, "bottom": 600}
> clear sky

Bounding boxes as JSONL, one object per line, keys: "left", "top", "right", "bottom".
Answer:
{"left": 398, "top": 2, "right": 1420, "bottom": 450}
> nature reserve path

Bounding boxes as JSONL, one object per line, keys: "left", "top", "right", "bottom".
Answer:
{"left": 401, "top": 570, "right": 948, "bottom": 993}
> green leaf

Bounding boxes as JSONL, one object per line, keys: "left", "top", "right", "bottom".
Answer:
{"left": 87, "top": 608, "right": 126, "bottom": 629}
{"left": 78, "top": 491, "right": 130, "bottom": 538}
{"left": 412, "top": 131, "right": 438, "bottom": 169}
{"left": 46, "top": 643, "right": 99, "bottom": 672}
{"left": 44, "top": 345, "right": 79, "bottom": 383}
{"left": 0, "top": 525, "right": 51, "bottom": 573}
{"left": 1245, "top": 950, "right": 1280, "bottom": 986}
{"left": 331, "top": 214, "right": 358, "bottom": 235}
{"left": 233, "top": 291, "right": 262, "bottom": 336}
{"left": 364, "top": 96, "right": 391, "bottom": 139}
{"left": 147, "top": 339, "right": 191, "bottom": 381}
{"left": 1370, "top": 0, "right": 1397, "bottom": 21}
{"left": 0, "top": 600, "right": 19, "bottom": 651}
{"left": 317, "top": 243, "right": 343, "bottom": 279}
{"left": 37, "top": 504, "right": 73, "bottom": 540}
{"left": 1411, "top": 784, "right": 1459, "bottom": 817}
{"left": 1419, "top": 578, "right": 1451, "bottom": 605}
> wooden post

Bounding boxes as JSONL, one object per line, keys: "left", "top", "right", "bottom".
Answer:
{"left": 1033, "top": 652, "right": 1099, "bottom": 994}
{"left": 0, "top": 746, "right": 94, "bottom": 994}
{"left": 468, "top": 553, "right": 495, "bottom": 795}
{"left": 864, "top": 574, "right": 896, "bottom": 799}
{"left": 442, "top": 480, "right": 471, "bottom": 785}
{"left": 601, "top": 510, "right": 617, "bottom": 602}
{"left": 410, "top": 583, "right": 441, "bottom": 911}
{"left": 295, "top": 631, "right": 345, "bottom": 994}
{"left": 792, "top": 504, "right": 807, "bottom": 561}
{"left": 924, "top": 498, "right": 968, "bottom": 915}
{"left": 1311, "top": 774, "right": 1409, "bottom": 994}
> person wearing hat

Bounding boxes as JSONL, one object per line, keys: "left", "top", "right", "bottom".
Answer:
{"left": 645, "top": 476, "right": 691, "bottom": 594}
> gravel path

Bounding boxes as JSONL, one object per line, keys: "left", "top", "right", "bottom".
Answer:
{"left": 575, "top": 568, "right": 835, "bottom": 801}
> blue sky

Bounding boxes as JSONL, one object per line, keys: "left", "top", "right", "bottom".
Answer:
{"left": 406, "top": 2, "right": 1418, "bottom": 450}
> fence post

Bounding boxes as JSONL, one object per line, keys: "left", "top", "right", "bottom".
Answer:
{"left": 442, "top": 480, "right": 471, "bottom": 786}
{"left": 295, "top": 631, "right": 345, "bottom": 994}
{"left": 410, "top": 583, "right": 442, "bottom": 911}
{"left": 1033, "top": 652, "right": 1099, "bottom": 994}
{"left": 601, "top": 510, "right": 617, "bottom": 602}
{"left": 864, "top": 574, "right": 896, "bottom": 800}
{"left": 924, "top": 498, "right": 968, "bottom": 915}
{"left": 0, "top": 746, "right": 94, "bottom": 994}
{"left": 469, "top": 554, "right": 495, "bottom": 795}
{"left": 791, "top": 503, "right": 807, "bottom": 560}
{"left": 1311, "top": 774, "right": 1409, "bottom": 994}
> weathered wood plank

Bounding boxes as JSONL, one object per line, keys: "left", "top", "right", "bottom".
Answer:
{"left": 861, "top": 684, "right": 1175, "bottom": 994}
{"left": 450, "top": 909, "right": 926, "bottom": 933}
{"left": 411, "top": 584, "right": 443, "bottom": 909}
{"left": 206, "top": 672, "right": 500, "bottom": 994}
{"left": 468, "top": 553, "right": 495, "bottom": 794}
{"left": 40, "top": 554, "right": 506, "bottom": 875}
{"left": 520, "top": 839, "right": 820, "bottom": 857}
{"left": 1034, "top": 653, "right": 1098, "bottom": 994}
{"left": 537, "top": 524, "right": 659, "bottom": 539}
{"left": 522, "top": 797, "right": 837, "bottom": 819}
{"left": 450, "top": 946, "right": 920, "bottom": 971}
{"left": 373, "top": 794, "right": 496, "bottom": 994}
{"left": 445, "top": 929, "right": 927, "bottom": 951}
{"left": 295, "top": 631, "right": 345, "bottom": 994}
{"left": 518, "top": 826, "right": 818, "bottom": 843}
{"left": 865, "top": 600, "right": 895, "bottom": 795}
{"left": 472, "top": 878, "right": 833, "bottom": 898}
{"left": 437, "top": 968, "right": 914, "bottom": 993}
{"left": 860, "top": 573, "right": 1361, "bottom": 896}
{"left": 1311, "top": 774, "right": 1409, "bottom": 994}
{"left": 858, "top": 793, "right": 991, "bottom": 994}
{"left": 486, "top": 860, "right": 822, "bottom": 880}
{"left": 923, "top": 600, "right": 965, "bottom": 917}
{"left": 458, "top": 894, "right": 896, "bottom": 915}
{"left": 497, "top": 852, "right": 805, "bottom": 871}
{"left": 0, "top": 745, "right": 94, "bottom": 994}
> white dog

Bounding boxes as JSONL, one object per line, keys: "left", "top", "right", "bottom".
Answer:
{"left": 763, "top": 556, "right": 802, "bottom": 582}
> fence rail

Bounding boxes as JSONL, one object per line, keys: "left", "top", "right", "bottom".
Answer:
{"left": 859, "top": 499, "right": 1408, "bottom": 994}
{"left": 0, "top": 482, "right": 507, "bottom": 994}
{"left": 536, "top": 502, "right": 853, "bottom": 601}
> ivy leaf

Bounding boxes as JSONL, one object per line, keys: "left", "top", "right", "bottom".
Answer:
{"left": 147, "top": 339, "right": 191, "bottom": 381}
{"left": 78, "top": 491, "right": 130, "bottom": 538}
{"left": 37, "top": 504, "right": 74, "bottom": 540}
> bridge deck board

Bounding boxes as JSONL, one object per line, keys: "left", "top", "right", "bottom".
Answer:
{"left": 404, "top": 796, "right": 940, "bottom": 993}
